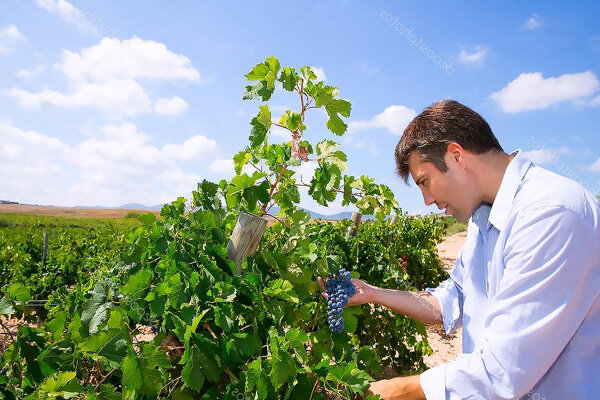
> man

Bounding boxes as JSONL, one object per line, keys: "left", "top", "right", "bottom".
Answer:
{"left": 320, "top": 100, "right": 600, "bottom": 399}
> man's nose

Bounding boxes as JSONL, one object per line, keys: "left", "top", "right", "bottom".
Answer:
{"left": 423, "top": 192, "right": 435, "bottom": 206}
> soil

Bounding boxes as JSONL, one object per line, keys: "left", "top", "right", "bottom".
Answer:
{"left": 422, "top": 231, "right": 467, "bottom": 368}
{"left": 0, "top": 203, "right": 160, "bottom": 218}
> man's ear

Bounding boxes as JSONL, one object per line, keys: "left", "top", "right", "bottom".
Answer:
{"left": 446, "top": 142, "right": 465, "bottom": 166}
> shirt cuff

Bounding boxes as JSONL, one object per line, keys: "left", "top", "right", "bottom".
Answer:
{"left": 420, "top": 364, "right": 446, "bottom": 400}
{"left": 426, "top": 279, "right": 462, "bottom": 335}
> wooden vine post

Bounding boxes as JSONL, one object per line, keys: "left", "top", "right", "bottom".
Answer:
{"left": 42, "top": 232, "right": 49, "bottom": 265}
{"left": 346, "top": 212, "right": 362, "bottom": 238}
{"left": 226, "top": 211, "right": 268, "bottom": 275}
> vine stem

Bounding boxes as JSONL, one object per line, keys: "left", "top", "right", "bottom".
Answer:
{"left": 309, "top": 378, "right": 319, "bottom": 400}
{"left": 0, "top": 319, "right": 16, "bottom": 345}
{"left": 203, "top": 322, "right": 239, "bottom": 383}
{"left": 260, "top": 164, "right": 287, "bottom": 214}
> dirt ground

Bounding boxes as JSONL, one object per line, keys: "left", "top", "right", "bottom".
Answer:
{"left": 0, "top": 203, "right": 158, "bottom": 218}
{"left": 422, "top": 231, "right": 467, "bottom": 368}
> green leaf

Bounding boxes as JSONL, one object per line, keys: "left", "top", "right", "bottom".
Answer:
{"left": 312, "top": 85, "right": 351, "bottom": 135}
{"left": 0, "top": 298, "right": 15, "bottom": 315}
{"left": 280, "top": 67, "right": 299, "bottom": 91}
{"left": 6, "top": 283, "right": 31, "bottom": 303}
{"left": 249, "top": 105, "right": 272, "bottom": 148}
{"left": 341, "top": 306, "right": 363, "bottom": 333}
{"left": 121, "top": 269, "right": 153, "bottom": 297}
{"left": 38, "top": 371, "right": 84, "bottom": 398}
{"left": 122, "top": 345, "right": 168, "bottom": 397}
{"left": 325, "top": 361, "right": 373, "bottom": 394}
{"left": 137, "top": 212, "right": 156, "bottom": 229}
{"left": 243, "top": 81, "right": 271, "bottom": 101}
{"left": 243, "top": 57, "right": 280, "bottom": 101}
{"left": 279, "top": 110, "right": 304, "bottom": 132}
{"left": 316, "top": 140, "right": 347, "bottom": 171}
{"left": 182, "top": 346, "right": 205, "bottom": 392}
{"left": 244, "top": 359, "right": 269, "bottom": 400}
{"left": 263, "top": 279, "right": 299, "bottom": 303}
{"left": 270, "top": 350, "right": 296, "bottom": 390}
{"left": 46, "top": 311, "right": 67, "bottom": 341}
{"left": 190, "top": 334, "right": 224, "bottom": 383}
{"left": 79, "top": 329, "right": 128, "bottom": 367}
{"left": 233, "top": 150, "right": 251, "bottom": 175}
{"left": 299, "top": 66, "right": 318, "bottom": 82}
{"left": 308, "top": 163, "right": 341, "bottom": 205}
{"left": 81, "top": 281, "right": 114, "bottom": 334}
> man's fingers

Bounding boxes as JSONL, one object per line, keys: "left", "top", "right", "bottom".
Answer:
{"left": 317, "top": 276, "right": 325, "bottom": 290}
{"left": 317, "top": 277, "right": 328, "bottom": 299}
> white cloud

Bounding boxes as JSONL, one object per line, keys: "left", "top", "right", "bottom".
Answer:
{"left": 3, "top": 25, "right": 24, "bottom": 40}
{"left": 162, "top": 135, "right": 219, "bottom": 160}
{"left": 154, "top": 96, "right": 189, "bottom": 116}
{"left": 311, "top": 66, "right": 326, "bottom": 82}
{"left": 523, "top": 13, "right": 543, "bottom": 30}
{"left": 209, "top": 158, "right": 254, "bottom": 178}
{"left": 8, "top": 37, "right": 200, "bottom": 117}
{"left": 348, "top": 105, "right": 417, "bottom": 135}
{"left": 586, "top": 158, "right": 600, "bottom": 172}
{"left": 16, "top": 65, "right": 45, "bottom": 80}
{"left": 457, "top": 45, "right": 488, "bottom": 66}
{"left": 588, "top": 94, "right": 600, "bottom": 106}
{"left": 57, "top": 37, "right": 201, "bottom": 83}
{"left": 0, "top": 120, "right": 220, "bottom": 206}
{"left": 0, "top": 25, "right": 25, "bottom": 53}
{"left": 34, "top": 0, "right": 98, "bottom": 33}
{"left": 210, "top": 159, "right": 234, "bottom": 174}
{"left": 490, "top": 71, "right": 599, "bottom": 113}
{"left": 7, "top": 78, "right": 152, "bottom": 117}
{"left": 522, "top": 146, "right": 571, "bottom": 164}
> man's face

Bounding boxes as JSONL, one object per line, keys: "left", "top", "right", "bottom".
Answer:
{"left": 408, "top": 151, "right": 478, "bottom": 223}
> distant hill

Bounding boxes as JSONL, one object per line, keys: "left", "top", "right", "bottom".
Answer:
{"left": 265, "top": 206, "right": 374, "bottom": 221}
{"left": 75, "top": 203, "right": 163, "bottom": 211}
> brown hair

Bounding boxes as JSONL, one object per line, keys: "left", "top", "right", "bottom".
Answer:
{"left": 395, "top": 100, "right": 503, "bottom": 183}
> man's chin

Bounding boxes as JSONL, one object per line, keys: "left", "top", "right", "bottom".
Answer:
{"left": 452, "top": 211, "right": 469, "bottom": 223}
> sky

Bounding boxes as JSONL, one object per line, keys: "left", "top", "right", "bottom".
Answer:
{"left": 0, "top": 0, "right": 599, "bottom": 215}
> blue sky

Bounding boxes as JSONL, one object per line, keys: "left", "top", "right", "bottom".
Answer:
{"left": 0, "top": 1, "right": 599, "bottom": 215}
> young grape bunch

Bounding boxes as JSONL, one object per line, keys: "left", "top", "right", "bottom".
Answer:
{"left": 325, "top": 269, "right": 356, "bottom": 333}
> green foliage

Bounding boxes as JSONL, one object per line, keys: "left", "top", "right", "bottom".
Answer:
{"left": 124, "top": 211, "right": 141, "bottom": 219}
{"left": 237, "top": 56, "right": 400, "bottom": 221}
{"left": 0, "top": 214, "right": 137, "bottom": 299}
{"left": 0, "top": 57, "right": 447, "bottom": 399}
{"left": 442, "top": 216, "right": 467, "bottom": 235}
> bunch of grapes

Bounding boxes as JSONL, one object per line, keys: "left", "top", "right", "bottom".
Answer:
{"left": 325, "top": 269, "right": 356, "bottom": 333}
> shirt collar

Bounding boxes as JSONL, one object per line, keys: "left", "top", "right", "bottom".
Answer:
{"left": 488, "top": 149, "right": 532, "bottom": 231}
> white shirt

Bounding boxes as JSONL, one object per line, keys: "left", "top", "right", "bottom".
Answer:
{"left": 420, "top": 150, "right": 600, "bottom": 399}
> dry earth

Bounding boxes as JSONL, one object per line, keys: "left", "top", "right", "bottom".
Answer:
{"left": 422, "top": 231, "right": 467, "bottom": 368}
{"left": 0, "top": 203, "right": 158, "bottom": 218}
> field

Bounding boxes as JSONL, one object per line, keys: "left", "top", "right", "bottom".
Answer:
{"left": 0, "top": 204, "right": 159, "bottom": 219}
{"left": 0, "top": 204, "right": 452, "bottom": 399}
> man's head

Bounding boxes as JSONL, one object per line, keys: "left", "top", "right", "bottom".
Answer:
{"left": 395, "top": 100, "right": 504, "bottom": 222}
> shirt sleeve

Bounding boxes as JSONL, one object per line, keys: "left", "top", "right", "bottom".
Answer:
{"left": 425, "top": 206, "right": 600, "bottom": 400}
{"left": 426, "top": 239, "right": 467, "bottom": 335}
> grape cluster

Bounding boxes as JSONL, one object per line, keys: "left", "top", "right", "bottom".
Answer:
{"left": 325, "top": 269, "right": 356, "bottom": 333}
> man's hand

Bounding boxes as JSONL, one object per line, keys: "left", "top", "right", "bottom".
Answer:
{"left": 366, "top": 375, "right": 426, "bottom": 400}
{"left": 317, "top": 276, "right": 378, "bottom": 306}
